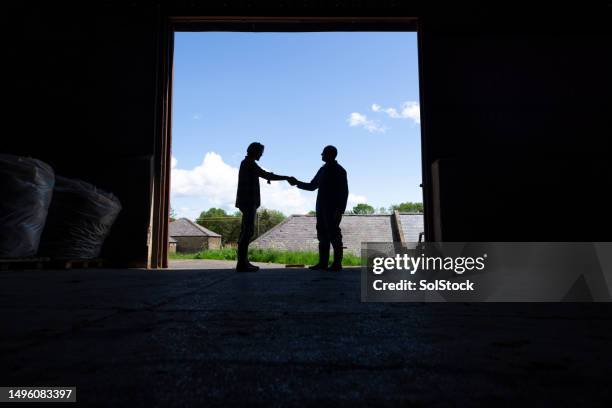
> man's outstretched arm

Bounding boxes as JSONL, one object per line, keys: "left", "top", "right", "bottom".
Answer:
{"left": 290, "top": 169, "right": 321, "bottom": 191}
{"left": 263, "top": 172, "right": 291, "bottom": 182}
{"left": 255, "top": 163, "right": 291, "bottom": 182}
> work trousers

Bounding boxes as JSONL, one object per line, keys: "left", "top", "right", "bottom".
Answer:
{"left": 316, "top": 209, "right": 343, "bottom": 265}
{"left": 237, "top": 206, "right": 257, "bottom": 265}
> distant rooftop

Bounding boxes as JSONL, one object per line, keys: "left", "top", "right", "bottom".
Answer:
{"left": 398, "top": 213, "right": 425, "bottom": 243}
{"left": 252, "top": 213, "right": 423, "bottom": 255}
{"left": 169, "top": 218, "right": 221, "bottom": 237}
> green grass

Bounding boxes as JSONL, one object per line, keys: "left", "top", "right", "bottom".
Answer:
{"left": 169, "top": 248, "right": 362, "bottom": 266}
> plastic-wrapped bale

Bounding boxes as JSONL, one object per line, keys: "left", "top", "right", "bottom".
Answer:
{"left": 39, "top": 176, "right": 122, "bottom": 260}
{"left": 0, "top": 154, "right": 55, "bottom": 258}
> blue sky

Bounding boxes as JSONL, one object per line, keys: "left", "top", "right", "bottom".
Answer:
{"left": 171, "top": 32, "right": 421, "bottom": 219}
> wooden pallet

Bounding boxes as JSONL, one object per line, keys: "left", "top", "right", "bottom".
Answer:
{"left": 0, "top": 257, "right": 50, "bottom": 271}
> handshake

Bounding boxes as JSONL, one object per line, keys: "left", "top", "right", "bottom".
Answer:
{"left": 283, "top": 176, "right": 298, "bottom": 186}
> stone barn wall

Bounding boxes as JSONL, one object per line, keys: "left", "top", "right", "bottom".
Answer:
{"left": 174, "top": 236, "right": 222, "bottom": 252}
{"left": 208, "top": 236, "right": 222, "bottom": 250}
{"left": 175, "top": 236, "right": 206, "bottom": 253}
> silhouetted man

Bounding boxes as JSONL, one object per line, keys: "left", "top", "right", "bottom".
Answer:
{"left": 236, "top": 142, "right": 292, "bottom": 272}
{"left": 289, "top": 145, "right": 348, "bottom": 271}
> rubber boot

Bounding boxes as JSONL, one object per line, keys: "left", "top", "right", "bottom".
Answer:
{"left": 309, "top": 243, "right": 330, "bottom": 270}
{"left": 237, "top": 242, "right": 248, "bottom": 266}
{"left": 329, "top": 246, "right": 343, "bottom": 271}
{"left": 236, "top": 244, "right": 257, "bottom": 272}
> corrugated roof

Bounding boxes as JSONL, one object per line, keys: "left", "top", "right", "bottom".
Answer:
{"left": 168, "top": 236, "right": 177, "bottom": 243}
{"left": 169, "top": 218, "right": 221, "bottom": 237}
{"left": 252, "top": 214, "right": 404, "bottom": 255}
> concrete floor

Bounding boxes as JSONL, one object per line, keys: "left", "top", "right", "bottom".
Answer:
{"left": 2, "top": 267, "right": 611, "bottom": 406}
{"left": 169, "top": 259, "right": 286, "bottom": 269}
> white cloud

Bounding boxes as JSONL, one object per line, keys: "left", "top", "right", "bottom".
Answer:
{"left": 171, "top": 152, "right": 238, "bottom": 205}
{"left": 260, "top": 180, "right": 313, "bottom": 215}
{"left": 192, "top": 113, "right": 202, "bottom": 120}
{"left": 371, "top": 101, "right": 420, "bottom": 124}
{"left": 400, "top": 102, "right": 420, "bottom": 124}
{"left": 171, "top": 153, "right": 372, "bottom": 218}
{"left": 347, "top": 193, "right": 368, "bottom": 207}
{"left": 347, "top": 112, "right": 387, "bottom": 133}
{"left": 171, "top": 152, "right": 315, "bottom": 216}
{"left": 348, "top": 101, "right": 420, "bottom": 133}
{"left": 171, "top": 156, "right": 177, "bottom": 169}
{"left": 371, "top": 103, "right": 400, "bottom": 118}
{"left": 177, "top": 206, "right": 201, "bottom": 220}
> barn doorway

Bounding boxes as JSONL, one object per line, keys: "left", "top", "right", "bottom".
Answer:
{"left": 152, "top": 18, "right": 426, "bottom": 269}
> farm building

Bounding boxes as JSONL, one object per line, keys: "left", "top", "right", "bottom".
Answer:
{"left": 4, "top": 3, "right": 612, "bottom": 405}
{"left": 251, "top": 212, "right": 424, "bottom": 255}
{"left": 167, "top": 236, "right": 177, "bottom": 254}
{"left": 169, "top": 218, "right": 221, "bottom": 253}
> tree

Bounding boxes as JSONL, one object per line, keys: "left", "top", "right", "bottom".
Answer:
{"left": 195, "top": 207, "right": 287, "bottom": 245}
{"left": 307, "top": 210, "right": 316, "bottom": 215}
{"left": 169, "top": 207, "right": 177, "bottom": 222}
{"left": 196, "top": 208, "right": 242, "bottom": 245}
{"left": 378, "top": 207, "right": 388, "bottom": 214}
{"left": 200, "top": 208, "right": 228, "bottom": 218}
{"left": 254, "top": 208, "right": 286, "bottom": 238}
{"left": 389, "top": 202, "right": 424, "bottom": 213}
{"left": 352, "top": 203, "right": 375, "bottom": 214}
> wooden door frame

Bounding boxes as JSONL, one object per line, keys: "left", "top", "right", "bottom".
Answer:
{"left": 151, "top": 15, "right": 427, "bottom": 268}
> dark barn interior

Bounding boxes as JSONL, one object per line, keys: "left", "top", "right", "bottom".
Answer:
{"left": 2, "top": 1, "right": 612, "bottom": 405}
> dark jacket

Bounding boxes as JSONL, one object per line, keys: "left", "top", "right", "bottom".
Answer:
{"left": 296, "top": 160, "right": 349, "bottom": 213}
{"left": 235, "top": 157, "right": 277, "bottom": 209}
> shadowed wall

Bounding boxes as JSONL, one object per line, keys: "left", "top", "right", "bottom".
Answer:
{"left": 3, "top": 2, "right": 610, "bottom": 266}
